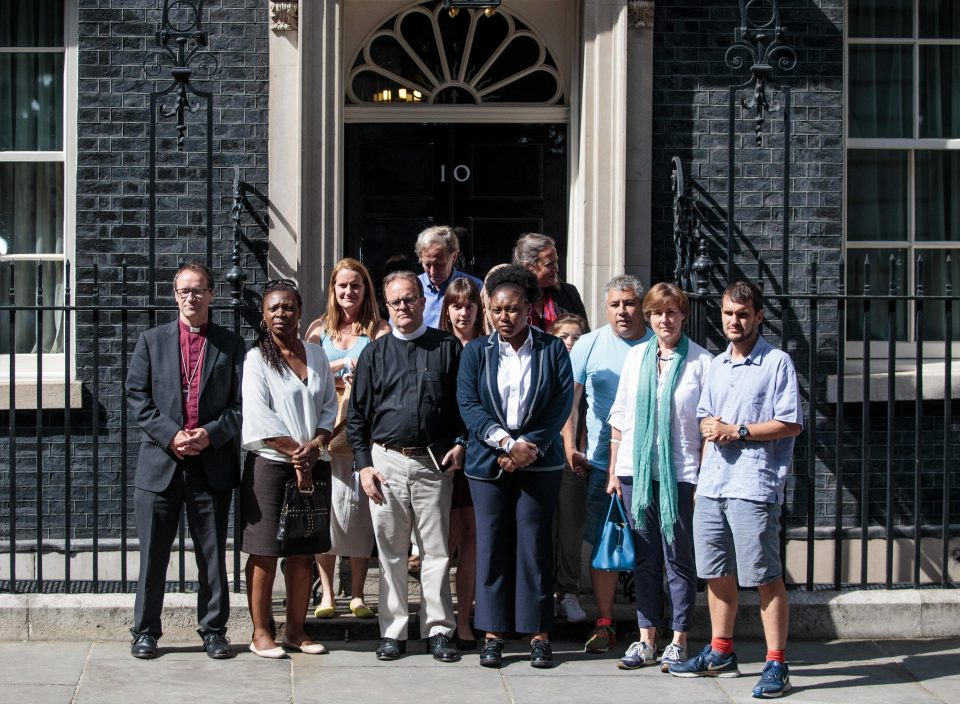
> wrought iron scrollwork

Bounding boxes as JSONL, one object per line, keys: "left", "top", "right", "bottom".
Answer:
{"left": 671, "top": 157, "right": 712, "bottom": 295}
{"left": 142, "top": 0, "right": 220, "bottom": 151}
{"left": 724, "top": 0, "right": 797, "bottom": 146}
{"left": 227, "top": 167, "right": 249, "bottom": 307}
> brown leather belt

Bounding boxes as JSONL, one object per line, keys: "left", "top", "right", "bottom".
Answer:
{"left": 377, "top": 443, "right": 430, "bottom": 457}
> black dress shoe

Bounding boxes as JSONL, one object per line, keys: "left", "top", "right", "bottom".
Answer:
{"left": 130, "top": 634, "right": 158, "bottom": 659}
{"left": 376, "top": 637, "right": 406, "bottom": 661}
{"left": 202, "top": 633, "right": 235, "bottom": 660}
{"left": 530, "top": 638, "right": 554, "bottom": 669}
{"left": 426, "top": 634, "right": 461, "bottom": 662}
{"left": 457, "top": 637, "right": 478, "bottom": 651}
{"left": 479, "top": 638, "right": 505, "bottom": 668}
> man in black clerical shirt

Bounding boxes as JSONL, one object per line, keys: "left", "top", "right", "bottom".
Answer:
{"left": 347, "top": 270, "right": 466, "bottom": 663}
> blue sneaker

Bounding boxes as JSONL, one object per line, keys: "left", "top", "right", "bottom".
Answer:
{"left": 752, "top": 660, "right": 791, "bottom": 698}
{"left": 669, "top": 644, "right": 740, "bottom": 678}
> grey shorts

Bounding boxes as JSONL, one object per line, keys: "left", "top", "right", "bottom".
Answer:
{"left": 693, "top": 495, "right": 782, "bottom": 587}
{"left": 583, "top": 468, "right": 610, "bottom": 547}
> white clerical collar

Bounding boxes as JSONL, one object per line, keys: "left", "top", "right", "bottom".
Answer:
{"left": 392, "top": 323, "right": 427, "bottom": 341}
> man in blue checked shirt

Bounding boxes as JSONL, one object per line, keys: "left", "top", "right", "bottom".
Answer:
{"left": 669, "top": 280, "right": 802, "bottom": 700}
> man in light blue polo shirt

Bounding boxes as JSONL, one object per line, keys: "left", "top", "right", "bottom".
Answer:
{"left": 415, "top": 225, "right": 483, "bottom": 328}
{"left": 562, "top": 274, "right": 652, "bottom": 653}
{"left": 669, "top": 280, "right": 802, "bottom": 700}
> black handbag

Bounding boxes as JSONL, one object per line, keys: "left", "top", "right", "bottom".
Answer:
{"left": 276, "top": 460, "right": 331, "bottom": 552}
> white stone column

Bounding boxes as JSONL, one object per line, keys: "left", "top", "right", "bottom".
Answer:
{"left": 267, "top": 1, "right": 301, "bottom": 286}
{"left": 573, "top": 0, "right": 629, "bottom": 324}
{"left": 625, "top": 1, "right": 654, "bottom": 290}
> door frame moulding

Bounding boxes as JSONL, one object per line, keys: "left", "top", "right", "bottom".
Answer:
{"left": 344, "top": 105, "right": 570, "bottom": 123}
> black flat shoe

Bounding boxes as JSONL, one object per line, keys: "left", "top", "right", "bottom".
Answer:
{"left": 426, "top": 634, "right": 461, "bottom": 662}
{"left": 480, "top": 638, "right": 504, "bottom": 668}
{"left": 457, "top": 637, "right": 478, "bottom": 651}
{"left": 202, "top": 633, "right": 235, "bottom": 660}
{"left": 530, "top": 639, "right": 554, "bottom": 669}
{"left": 376, "top": 637, "right": 406, "bottom": 661}
{"left": 130, "top": 633, "right": 158, "bottom": 659}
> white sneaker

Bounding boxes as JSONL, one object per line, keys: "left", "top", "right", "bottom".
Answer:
{"left": 557, "top": 594, "right": 589, "bottom": 623}
{"left": 618, "top": 641, "right": 656, "bottom": 670}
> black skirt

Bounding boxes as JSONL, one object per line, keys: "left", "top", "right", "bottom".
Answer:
{"left": 241, "top": 453, "right": 332, "bottom": 557}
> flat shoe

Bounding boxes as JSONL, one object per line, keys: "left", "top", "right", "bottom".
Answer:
{"left": 249, "top": 641, "right": 288, "bottom": 659}
{"left": 282, "top": 638, "right": 328, "bottom": 655}
{"left": 348, "top": 600, "right": 375, "bottom": 619}
{"left": 313, "top": 605, "right": 336, "bottom": 619}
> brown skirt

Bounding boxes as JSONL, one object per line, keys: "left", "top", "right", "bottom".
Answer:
{"left": 241, "top": 453, "right": 332, "bottom": 557}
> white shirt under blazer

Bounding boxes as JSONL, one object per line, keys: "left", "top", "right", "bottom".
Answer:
{"left": 241, "top": 342, "right": 338, "bottom": 463}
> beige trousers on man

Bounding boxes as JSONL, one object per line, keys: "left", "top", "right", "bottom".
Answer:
{"left": 369, "top": 444, "right": 455, "bottom": 640}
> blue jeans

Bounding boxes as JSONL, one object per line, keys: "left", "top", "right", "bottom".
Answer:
{"left": 619, "top": 477, "right": 697, "bottom": 633}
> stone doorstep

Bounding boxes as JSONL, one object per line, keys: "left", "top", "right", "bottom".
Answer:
{"left": 2, "top": 588, "right": 959, "bottom": 642}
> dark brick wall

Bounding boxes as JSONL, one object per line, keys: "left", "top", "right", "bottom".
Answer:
{"left": 651, "top": 0, "right": 843, "bottom": 293}
{"left": 0, "top": 0, "right": 269, "bottom": 547}
{"left": 655, "top": 1, "right": 960, "bottom": 537}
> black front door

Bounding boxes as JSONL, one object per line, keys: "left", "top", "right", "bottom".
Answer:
{"left": 345, "top": 123, "right": 568, "bottom": 283}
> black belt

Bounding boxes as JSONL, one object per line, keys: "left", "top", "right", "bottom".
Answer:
{"left": 377, "top": 443, "right": 430, "bottom": 457}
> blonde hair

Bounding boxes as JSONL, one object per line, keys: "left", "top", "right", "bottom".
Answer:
{"left": 322, "top": 258, "right": 381, "bottom": 340}
{"left": 642, "top": 282, "right": 689, "bottom": 320}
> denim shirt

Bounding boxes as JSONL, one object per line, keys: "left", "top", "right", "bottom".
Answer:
{"left": 696, "top": 336, "right": 803, "bottom": 504}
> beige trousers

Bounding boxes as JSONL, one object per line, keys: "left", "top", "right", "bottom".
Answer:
{"left": 370, "top": 444, "right": 455, "bottom": 640}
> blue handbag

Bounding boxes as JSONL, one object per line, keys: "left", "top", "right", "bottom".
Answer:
{"left": 590, "top": 494, "right": 636, "bottom": 572}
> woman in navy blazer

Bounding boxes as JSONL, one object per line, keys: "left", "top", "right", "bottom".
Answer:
{"left": 457, "top": 265, "right": 574, "bottom": 669}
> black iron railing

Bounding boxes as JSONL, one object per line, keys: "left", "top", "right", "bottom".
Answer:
{"left": 1, "top": 258, "right": 254, "bottom": 595}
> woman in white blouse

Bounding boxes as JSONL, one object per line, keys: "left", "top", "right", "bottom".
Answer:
{"left": 607, "top": 283, "right": 713, "bottom": 672}
{"left": 240, "top": 280, "right": 338, "bottom": 659}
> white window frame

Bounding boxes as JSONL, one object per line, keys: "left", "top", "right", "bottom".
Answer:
{"left": 0, "top": 0, "right": 77, "bottom": 387}
{"left": 844, "top": 2, "right": 960, "bottom": 360}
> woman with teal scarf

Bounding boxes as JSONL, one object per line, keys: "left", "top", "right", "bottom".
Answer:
{"left": 606, "top": 283, "right": 714, "bottom": 672}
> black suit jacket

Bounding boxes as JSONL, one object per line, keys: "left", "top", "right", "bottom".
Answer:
{"left": 126, "top": 320, "right": 245, "bottom": 493}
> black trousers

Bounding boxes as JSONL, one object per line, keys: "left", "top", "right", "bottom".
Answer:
{"left": 132, "top": 461, "right": 232, "bottom": 639}
{"left": 469, "top": 469, "right": 562, "bottom": 635}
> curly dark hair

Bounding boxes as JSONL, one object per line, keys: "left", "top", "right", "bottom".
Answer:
{"left": 257, "top": 279, "right": 302, "bottom": 377}
{"left": 484, "top": 264, "right": 542, "bottom": 306}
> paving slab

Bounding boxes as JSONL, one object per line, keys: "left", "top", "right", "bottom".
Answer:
{"left": 0, "top": 642, "right": 90, "bottom": 685}
{"left": 75, "top": 644, "right": 292, "bottom": 704}
{"left": 0, "top": 684, "right": 77, "bottom": 704}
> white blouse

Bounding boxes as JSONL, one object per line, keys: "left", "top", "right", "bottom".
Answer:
{"left": 485, "top": 328, "right": 534, "bottom": 448}
{"left": 241, "top": 342, "right": 338, "bottom": 463}
{"left": 607, "top": 338, "right": 714, "bottom": 483}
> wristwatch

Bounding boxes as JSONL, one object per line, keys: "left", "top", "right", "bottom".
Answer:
{"left": 738, "top": 425, "right": 749, "bottom": 440}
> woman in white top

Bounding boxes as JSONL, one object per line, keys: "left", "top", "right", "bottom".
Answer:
{"left": 607, "top": 283, "right": 713, "bottom": 672}
{"left": 240, "top": 280, "right": 338, "bottom": 658}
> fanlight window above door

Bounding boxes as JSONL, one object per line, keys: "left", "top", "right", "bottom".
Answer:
{"left": 347, "top": 2, "right": 564, "bottom": 105}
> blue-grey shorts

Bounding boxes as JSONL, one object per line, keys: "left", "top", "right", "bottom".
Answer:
{"left": 693, "top": 495, "right": 782, "bottom": 587}
{"left": 583, "top": 468, "right": 610, "bottom": 547}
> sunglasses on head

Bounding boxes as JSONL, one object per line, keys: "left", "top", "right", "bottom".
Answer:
{"left": 264, "top": 277, "right": 298, "bottom": 292}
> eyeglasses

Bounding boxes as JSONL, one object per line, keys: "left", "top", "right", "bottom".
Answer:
{"left": 175, "top": 288, "right": 209, "bottom": 299}
{"left": 385, "top": 296, "right": 420, "bottom": 310}
{"left": 265, "top": 278, "right": 298, "bottom": 292}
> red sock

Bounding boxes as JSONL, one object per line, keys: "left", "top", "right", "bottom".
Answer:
{"left": 766, "top": 649, "right": 786, "bottom": 664}
{"left": 711, "top": 636, "right": 734, "bottom": 654}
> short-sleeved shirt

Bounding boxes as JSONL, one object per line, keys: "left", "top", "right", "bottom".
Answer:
{"left": 696, "top": 335, "right": 803, "bottom": 504}
{"left": 419, "top": 269, "right": 484, "bottom": 329}
{"left": 569, "top": 324, "right": 653, "bottom": 472}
